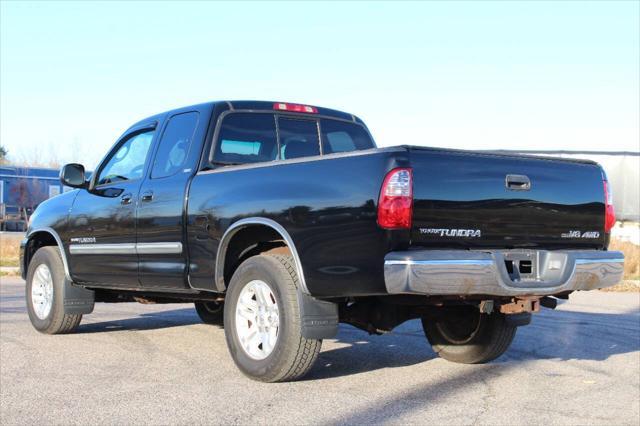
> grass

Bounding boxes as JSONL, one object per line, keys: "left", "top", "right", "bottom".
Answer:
{"left": 601, "top": 280, "right": 640, "bottom": 292}
{"left": 608, "top": 239, "right": 639, "bottom": 280}
{"left": 0, "top": 236, "right": 21, "bottom": 268}
{"left": 0, "top": 258, "right": 19, "bottom": 267}
{"left": 0, "top": 234, "right": 21, "bottom": 276}
{"left": 601, "top": 239, "right": 639, "bottom": 292}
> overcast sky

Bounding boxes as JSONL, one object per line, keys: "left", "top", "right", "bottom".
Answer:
{"left": 1, "top": 1, "right": 638, "bottom": 168}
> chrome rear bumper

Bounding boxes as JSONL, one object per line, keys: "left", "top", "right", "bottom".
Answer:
{"left": 384, "top": 249, "right": 625, "bottom": 297}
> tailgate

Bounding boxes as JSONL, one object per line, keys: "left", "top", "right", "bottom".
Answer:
{"left": 409, "top": 147, "right": 606, "bottom": 249}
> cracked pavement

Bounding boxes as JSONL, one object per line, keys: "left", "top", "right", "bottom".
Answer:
{"left": 1, "top": 276, "right": 638, "bottom": 425}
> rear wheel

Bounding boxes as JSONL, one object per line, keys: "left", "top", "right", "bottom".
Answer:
{"left": 194, "top": 301, "right": 224, "bottom": 325}
{"left": 422, "top": 305, "right": 516, "bottom": 364}
{"left": 26, "top": 246, "right": 82, "bottom": 334}
{"left": 224, "top": 254, "right": 322, "bottom": 382}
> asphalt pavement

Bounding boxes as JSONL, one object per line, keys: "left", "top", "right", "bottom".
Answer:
{"left": 1, "top": 276, "right": 638, "bottom": 425}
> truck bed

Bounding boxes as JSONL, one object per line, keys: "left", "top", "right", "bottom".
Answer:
{"left": 186, "top": 144, "right": 609, "bottom": 298}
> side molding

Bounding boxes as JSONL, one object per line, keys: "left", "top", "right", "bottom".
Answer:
{"left": 69, "top": 242, "right": 182, "bottom": 255}
{"left": 215, "top": 217, "right": 310, "bottom": 294}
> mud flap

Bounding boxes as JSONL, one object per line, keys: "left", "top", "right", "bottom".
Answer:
{"left": 297, "top": 291, "right": 338, "bottom": 339}
{"left": 63, "top": 279, "right": 95, "bottom": 315}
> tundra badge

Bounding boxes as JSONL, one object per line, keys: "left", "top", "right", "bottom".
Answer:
{"left": 419, "top": 228, "right": 482, "bottom": 238}
{"left": 70, "top": 237, "right": 96, "bottom": 243}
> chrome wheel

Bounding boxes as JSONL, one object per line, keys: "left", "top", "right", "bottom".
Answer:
{"left": 235, "top": 279, "right": 279, "bottom": 360}
{"left": 31, "top": 264, "right": 54, "bottom": 320}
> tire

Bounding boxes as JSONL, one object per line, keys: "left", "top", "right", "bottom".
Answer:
{"left": 26, "top": 246, "right": 82, "bottom": 334}
{"left": 422, "top": 305, "right": 516, "bottom": 364}
{"left": 224, "top": 254, "right": 322, "bottom": 382}
{"left": 195, "top": 301, "right": 224, "bottom": 325}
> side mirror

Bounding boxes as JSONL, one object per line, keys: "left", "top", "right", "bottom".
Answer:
{"left": 60, "top": 163, "right": 87, "bottom": 189}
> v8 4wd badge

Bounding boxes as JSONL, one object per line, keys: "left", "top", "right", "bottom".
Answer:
{"left": 561, "top": 230, "right": 600, "bottom": 238}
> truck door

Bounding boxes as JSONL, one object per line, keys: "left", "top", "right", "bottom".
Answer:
{"left": 67, "top": 126, "right": 156, "bottom": 286}
{"left": 136, "top": 111, "right": 203, "bottom": 288}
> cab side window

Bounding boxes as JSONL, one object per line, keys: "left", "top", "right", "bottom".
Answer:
{"left": 320, "top": 119, "right": 374, "bottom": 154}
{"left": 213, "top": 113, "right": 277, "bottom": 164}
{"left": 152, "top": 112, "right": 199, "bottom": 178}
{"left": 97, "top": 130, "right": 154, "bottom": 185}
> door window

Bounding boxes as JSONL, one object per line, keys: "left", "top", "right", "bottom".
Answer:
{"left": 97, "top": 130, "right": 154, "bottom": 185}
{"left": 213, "top": 113, "right": 277, "bottom": 164}
{"left": 152, "top": 112, "right": 199, "bottom": 178}
{"left": 278, "top": 118, "right": 320, "bottom": 160}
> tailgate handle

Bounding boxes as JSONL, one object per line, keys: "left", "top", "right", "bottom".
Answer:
{"left": 505, "top": 174, "right": 531, "bottom": 191}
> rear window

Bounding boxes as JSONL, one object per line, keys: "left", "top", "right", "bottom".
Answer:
{"left": 213, "top": 113, "right": 277, "bottom": 164}
{"left": 278, "top": 118, "right": 320, "bottom": 160}
{"left": 212, "top": 113, "right": 375, "bottom": 166}
{"left": 320, "top": 119, "right": 374, "bottom": 154}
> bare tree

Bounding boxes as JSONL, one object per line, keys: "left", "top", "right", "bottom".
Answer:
{"left": 0, "top": 145, "right": 8, "bottom": 165}
{"left": 15, "top": 143, "right": 61, "bottom": 169}
{"left": 10, "top": 167, "right": 49, "bottom": 219}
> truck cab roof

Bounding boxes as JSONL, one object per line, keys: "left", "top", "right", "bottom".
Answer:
{"left": 127, "top": 100, "right": 365, "bottom": 133}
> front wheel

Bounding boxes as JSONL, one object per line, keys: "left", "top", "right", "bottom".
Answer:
{"left": 26, "top": 247, "right": 82, "bottom": 334}
{"left": 422, "top": 305, "right": 516, "bottom": 364}
{"left": 224, "top": 254, "right": 322, "bottom": 382}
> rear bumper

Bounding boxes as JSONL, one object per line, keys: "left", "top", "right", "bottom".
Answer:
{"left": 384, "top": 249, "right": 624, "bottom": 297}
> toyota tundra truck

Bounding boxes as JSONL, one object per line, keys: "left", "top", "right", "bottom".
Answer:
{"left": 20, "top": 100, "right": 624, "bottom": 382}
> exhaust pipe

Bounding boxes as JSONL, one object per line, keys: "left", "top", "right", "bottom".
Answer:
{"left": 540, "top": 296, "right": 558, "bottom": 310}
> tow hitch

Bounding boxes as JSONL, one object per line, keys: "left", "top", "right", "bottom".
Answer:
{"left": 494, "top": 296, "right": 559, "bottom": 327}
{"left": 499, "top": 297, "right": 540, "bottom": 314}
{"left": 499, "top": 297, "right": 538, "bottom": 327}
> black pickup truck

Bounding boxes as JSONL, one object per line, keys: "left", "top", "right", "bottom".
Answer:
{"left": 21, "top": 101, "right": 624, "bottom": 382}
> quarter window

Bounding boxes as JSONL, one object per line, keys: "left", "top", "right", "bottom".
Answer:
{"left": 278, "top": 118, "right": 320, "bottom": 160}
{"left": 152, "top": 112, "right": 199, "bottom": 178}
{"left": 320, "top": 119, "right": 374, "bottom": 154}
{"left": 214, "top": 113, "right": 277, "bottom": 164}
{"left": 97, "top": 130, "right": 154, "bottom": 185}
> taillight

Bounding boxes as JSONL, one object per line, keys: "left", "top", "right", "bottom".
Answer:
{"left": 604, "top": 178, "right": 616, "bottom": 233}
{"left": 273, "top": 103, "right": 318, "bottom": 113}
{"left": 377, "top": 168, "right": 413, "bottom": 229}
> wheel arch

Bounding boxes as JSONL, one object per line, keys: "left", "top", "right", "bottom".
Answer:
{"left": 214, "top": 218, "right": 309, "bottom": 294}
{"left": 23, "top": 227, "right": 71, "bottom": 281}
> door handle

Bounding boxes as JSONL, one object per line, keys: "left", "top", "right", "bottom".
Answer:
{"left": 505, "top": 174, "right": 531, "bottom": 191}
{"left": 120, "top": 193, "right": 133, "bottom": 205}
{"left": 141, "top": 190, "right": 154, "bottom": 202}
